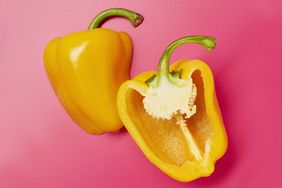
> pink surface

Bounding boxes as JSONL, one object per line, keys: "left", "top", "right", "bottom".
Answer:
{"left": 1, "top": 0, "right": 282, "bottom": 187}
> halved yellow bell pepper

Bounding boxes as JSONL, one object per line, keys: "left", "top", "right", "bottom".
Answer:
{"left": 44, "top": 8, "right": 143, "bottom": 134}
{"left": 117, "top": 36, "right": 228, "bottom": 182}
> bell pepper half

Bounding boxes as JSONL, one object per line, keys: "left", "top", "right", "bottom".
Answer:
{"left": 117, "top": 36, "right": 228, "bottom": 182}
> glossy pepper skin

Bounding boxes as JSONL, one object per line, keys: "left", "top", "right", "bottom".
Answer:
{"left": 117, "top": 36, "right": 228, "bottom": 182}
{"left": 44, "top": 8, "right": 144, "bottom": 134}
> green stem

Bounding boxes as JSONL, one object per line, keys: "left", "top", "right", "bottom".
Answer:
{"left": 157, "top": 36, "right": 216, "bottom": 78}
{"left": 88, "top": 8, "right": 144, "bottom": 30}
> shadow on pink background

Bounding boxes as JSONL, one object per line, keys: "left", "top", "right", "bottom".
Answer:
{"left": 1, "top": 0, "right": 282, "bottom": 187}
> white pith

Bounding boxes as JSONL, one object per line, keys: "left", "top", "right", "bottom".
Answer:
{"left": 176, "top": 114, "right": 203, "bottom": 160}
{"left": 143, "top": 76, "right": 197, "bottom": 120}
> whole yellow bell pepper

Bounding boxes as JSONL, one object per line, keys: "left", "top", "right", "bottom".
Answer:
{"left": 117, "top": 36, "right": 228, "bottom": 182}
{"left": 44, "top": 8, "right": 144, "bottom": 134}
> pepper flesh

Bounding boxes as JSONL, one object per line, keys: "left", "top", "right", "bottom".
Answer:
{"left": 44, "top": 8, "right": 143, "bottom": 134}
{"left": 117, "top": 36, "right": 228, "bottom": 182}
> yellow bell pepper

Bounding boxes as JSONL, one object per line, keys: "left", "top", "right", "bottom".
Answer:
{"left": 117, "top": 36, "right": 228, "bottom": 182}
{"left": 44, "top": 8, "right": 144, "bottom": 134}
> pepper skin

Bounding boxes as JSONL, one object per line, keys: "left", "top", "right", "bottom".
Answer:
{"left": 117, "top": 36, "right": 228, "bottom": 182}
{"left": 44, "top": 8, "right": 144, "bottom": 134}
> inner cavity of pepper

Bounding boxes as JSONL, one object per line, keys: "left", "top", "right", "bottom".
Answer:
{"left": 127, "top": 70, "right": 213, "bottom": 166}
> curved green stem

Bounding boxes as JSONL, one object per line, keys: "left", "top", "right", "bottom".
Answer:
{"left": 157, "top": 36, "right": 216, "bottom": 78}
{"left": 88, "top": 8, "right": 144, "bottom": 30}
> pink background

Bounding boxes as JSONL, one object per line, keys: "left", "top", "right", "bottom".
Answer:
{"left": 1, "top": 0, "right": 282, "bottom": 187}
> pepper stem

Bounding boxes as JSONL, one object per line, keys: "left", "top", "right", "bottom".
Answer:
{"left": 88, "top": 8, "right": 144, "bottom": 30}
{"left": 157, "top": 36, "right": 216, "bottom": 78}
